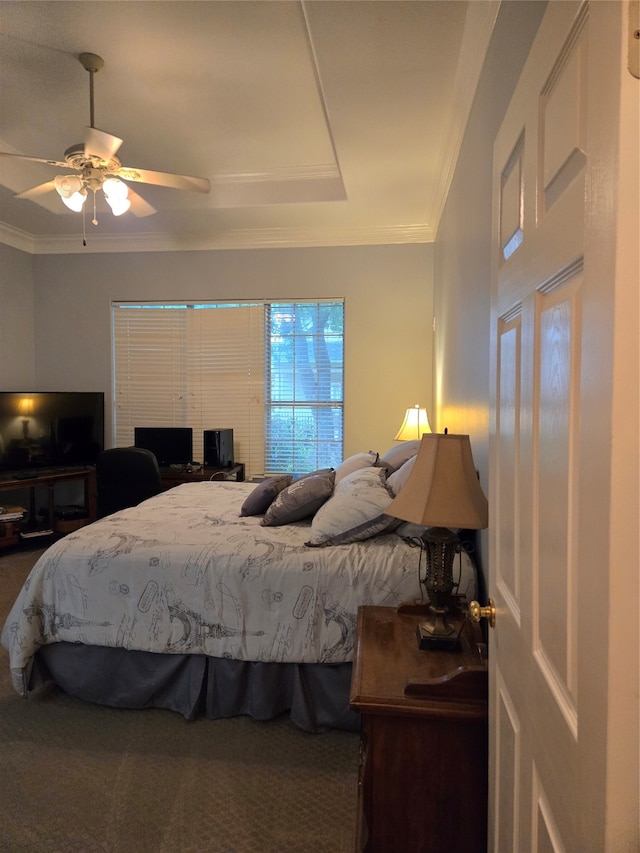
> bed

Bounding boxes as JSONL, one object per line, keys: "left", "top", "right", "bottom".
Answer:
{"left": 2, "top": 445, "right": 478, "bottom": 732}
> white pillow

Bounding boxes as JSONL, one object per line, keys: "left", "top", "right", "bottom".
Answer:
{"left": 387, "top": 455, "right": 417, "bottom": 495}
{"left": 334, "top": 451, "right": 379, "bottom": 484}
{"left": 305, "top": 466, "right": 397, "bottom": 547}
{"left": 380, "top": 440, "right": 421, "bottom": 472}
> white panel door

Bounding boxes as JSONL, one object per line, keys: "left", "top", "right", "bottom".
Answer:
{"left": 489, "top": 2, "right": 638, "bottom": 850}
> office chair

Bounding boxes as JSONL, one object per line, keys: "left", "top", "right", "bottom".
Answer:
{"left": 96, "top": 446, "right": 164, "bottom": 518}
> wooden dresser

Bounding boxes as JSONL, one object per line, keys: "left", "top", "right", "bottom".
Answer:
{"left": 349, "top": 604, "right": 488, "bottom": 853}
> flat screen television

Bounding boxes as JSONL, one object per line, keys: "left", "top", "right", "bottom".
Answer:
{"left": 134, "top": 427, "right": 193, "bottom": 468}
{"left": 0, "top": 391, "right": 105, "bottom": 474}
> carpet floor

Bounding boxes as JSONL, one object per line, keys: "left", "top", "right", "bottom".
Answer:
{"left": 0, "top": 547, "right": 359, "bottom": 853}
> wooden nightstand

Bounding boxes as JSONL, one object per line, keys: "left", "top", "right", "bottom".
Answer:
{"left": 349, "top": 604, "right": 488, "bottom": 853}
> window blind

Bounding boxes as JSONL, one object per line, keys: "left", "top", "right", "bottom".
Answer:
{"left": 112, "top": 300, "right": 343, "bottom": 478}
{"left": 113, "top": 307, "right": 187, "bottom": 438}
{"left": 186, "top": 304, "right": 264, "bottom": 475}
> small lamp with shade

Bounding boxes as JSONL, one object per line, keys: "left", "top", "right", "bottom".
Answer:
{"left": 386, "top": 432, "right": 488, "bottom": 650}
{"left": 394, "top": 404, "right": 431, "bottom": 441}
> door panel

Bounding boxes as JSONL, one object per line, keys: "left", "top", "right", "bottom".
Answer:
{"left": 496, "top": 668, "right": 521, "bottom": 851}
{"left": 489, "top": 3, "right": 620, "bottom": 850}
{"left": 496, "top": 312, "right": 521, "bottom": 618}
{"left": 534, "top": 275, "right": 581, "bottom": 734}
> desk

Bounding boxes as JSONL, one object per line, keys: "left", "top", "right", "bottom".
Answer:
{"left": 159, "top": 463, "right": 245, "bottom": 489}
{"left": 0, "top": 467, "right": 97, "bottom": 540}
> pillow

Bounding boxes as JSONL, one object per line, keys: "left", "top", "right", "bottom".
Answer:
{"left": 262, "top": 471, "right": 335, "bottom": 526}
{"left": 334, "top": 451, "right": 378, "bottom": 485}
{"left": 380, "top": 440, "right": 421, "bottom": 472}
{"left": 305, "top": 466, "right": 398, "bottom": 547}
{"left": 293, "top": 468, "right": 334, "bottom": 481}
{"left": 387, "top": 455, "right": 417, "bottom": 496}
{"left": 239, "top": 475, "right": 292, "bottom": 517}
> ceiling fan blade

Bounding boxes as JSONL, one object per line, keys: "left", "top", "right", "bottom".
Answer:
{"left": 117, "top": 165, "right": 210, "bottom": 194}
{"left": 15, "top": 179, "right": 58, "bottom": 200}
{"left": 126, "top": 186, "right": 157, "bottom": 218}
{"left": 85, "top": 127, "right": 123, "bottom": 162}
{"left": 0, "top": 152, "right": 70, "bottom": 170}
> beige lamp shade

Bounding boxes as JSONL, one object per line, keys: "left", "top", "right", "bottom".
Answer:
{"left": 386, "top": 433, "right": 488, "bottom": 529}
{"left": 394, "top": 404, "right": 431, "bottom": 441}
{"left": 18, "top": 398, "right": 34, "bottom": 416}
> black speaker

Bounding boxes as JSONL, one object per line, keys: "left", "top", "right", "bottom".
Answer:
{"left": 203, "top": 429, "right": 234, "bottom": 468}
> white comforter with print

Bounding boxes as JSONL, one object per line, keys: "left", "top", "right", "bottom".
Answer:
{"left": 3, "top": 481, "right": 432, "bottom": 694}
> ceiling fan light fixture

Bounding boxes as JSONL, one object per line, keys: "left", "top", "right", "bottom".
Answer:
{"left": 60, "top": 187, "right": 88, "bottom": 212}
{"left": 103, "top": 177, "right": 130, "bottom": 215}
{"left": 105, "top": 195, "right": 131, "bottom": 216}
{"left": 54, "top": 174, "right": 84, "bottom": 199}
{"left": 3, "top": 51, "right": 209, "bottom": 229}
{"left": 103, "top": 177, "right": 128, "bottom": 200}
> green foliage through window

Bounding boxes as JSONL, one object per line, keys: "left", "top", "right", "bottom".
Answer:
{"left": 267, "top": 302, "right": 344, "bottom": 473}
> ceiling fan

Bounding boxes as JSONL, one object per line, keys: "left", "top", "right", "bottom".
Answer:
{"left": 1, "top": 52, "right": 210, "bottom": 221}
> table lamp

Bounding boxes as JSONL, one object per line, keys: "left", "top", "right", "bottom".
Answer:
{"left": 386, "top": 433, "right": 488, "bottom": 649}
{"left": 394, "top": 404, "right": 431, "bottom": 440}
{"left": 18, "top": 397, "right": 35, "bottom": 440}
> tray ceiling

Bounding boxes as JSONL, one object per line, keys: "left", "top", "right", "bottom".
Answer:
{"left": 0, "top": 1, "right": 498, "bottom": 253}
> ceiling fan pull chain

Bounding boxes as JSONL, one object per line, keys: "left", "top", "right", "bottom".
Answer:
{"left": 92, "top": 191, "right": 98, "bottom": 226}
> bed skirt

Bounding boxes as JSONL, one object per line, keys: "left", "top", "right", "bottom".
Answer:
{"left": 31, "top": 644, "right": 360, "bottom": 733}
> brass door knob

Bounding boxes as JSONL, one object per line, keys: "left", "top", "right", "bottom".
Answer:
{"left": 468, "top": 598, "right": 496, "bottom": 629}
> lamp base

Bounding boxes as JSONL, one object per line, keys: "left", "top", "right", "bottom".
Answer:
{"left": 416, "top": 602, "right": 461, "bottom": 651}
{"left": 416, "top": 622, "right": 460, "bottom": 651}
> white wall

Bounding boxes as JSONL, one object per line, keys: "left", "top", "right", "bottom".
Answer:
{"left": 433, "top": 0, "right": 546, "bottom": 587}
{"left": 29, "top": 243, "right": 433, "bottom": 459}
{"left": 0, "top": 244, "right": 35, "bottom": 387}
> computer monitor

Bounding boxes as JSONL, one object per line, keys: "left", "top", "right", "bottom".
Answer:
{"left": 133, "top": 427, "right": 193, "bottom": 468}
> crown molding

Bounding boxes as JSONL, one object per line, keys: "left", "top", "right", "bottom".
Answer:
{"left": 0, "top": 222, "right": 37, "bottom": 254}
{"left": 0, "top": 221, "right": 433, "bottom": 255}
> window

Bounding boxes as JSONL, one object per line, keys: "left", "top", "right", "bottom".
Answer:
{"left": 112, "top": 300, "right": 344, "bottom": 477}
{"left": 266, "top": 302, "right": 344, "bottom": 473}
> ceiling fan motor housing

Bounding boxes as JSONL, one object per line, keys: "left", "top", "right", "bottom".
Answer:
{"left": 64, "top": 143, "right": 120, "bottom": 172}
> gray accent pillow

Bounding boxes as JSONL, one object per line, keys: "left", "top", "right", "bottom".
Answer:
{"left": 293, "top": 468, "right": 334, "bottom": 481}
{"left": 239, "top": 475, "right": 292, "bottom": 517}
{"left": 305, "top": 466, "right": 398, "bottom": 547}
{"left": 262, "top": 471, "right": 335, "bottom": 526}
